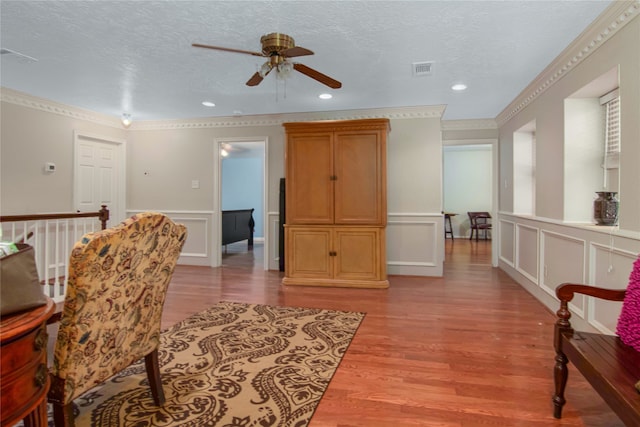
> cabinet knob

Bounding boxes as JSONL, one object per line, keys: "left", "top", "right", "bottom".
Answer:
{"left": 330, "top": 175, "right": 338, "bottom": 181}
{"left": 329, "top": 251, "right": 337, "bottom": 256}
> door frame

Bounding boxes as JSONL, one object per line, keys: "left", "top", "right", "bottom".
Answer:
{"left": 442, "top": 138, "right": 498, "bottom": 267}
{"left": 73, "top": 131, "right": 127, "bottom": 226}
{"left": 213, "top": 136, "right": 268, "bottom": 269}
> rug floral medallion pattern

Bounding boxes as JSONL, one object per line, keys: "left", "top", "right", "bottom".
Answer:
{"left": 71, "top": 301, "right": 365, "bottom": 426}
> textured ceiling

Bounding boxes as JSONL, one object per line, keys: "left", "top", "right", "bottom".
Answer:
{"left": 0, "top": 1, "right": 613, "bottom": 121}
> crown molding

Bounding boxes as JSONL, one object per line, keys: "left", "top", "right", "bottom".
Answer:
{"left": 130, "top": 105, "right": 446, "bottom": 130}
{"left": 495, "top": 0, "right": 640, "bottom": 126}
{"left": 0, "top": 87, "right": 121, "bottom": 128}
{"left": 441, "top": 119, "right": 498, "bottom": 131}
{"left": 1, "top": 86, "right": 444, "bottom": 130}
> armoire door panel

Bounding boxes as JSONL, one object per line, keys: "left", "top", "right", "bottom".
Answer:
{"left": 285, "top": 227, "right": 331, "bottom": 278}
{"left": 286, "top": 133, "right": 334, "bottom": 224}
{"left": 334, "top": 131, "right": 383, "bottom": 224}
{"left": 334, "top": 228, "right": 380, "bottom": 280}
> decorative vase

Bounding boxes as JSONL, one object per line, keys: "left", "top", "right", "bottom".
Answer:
{"left": 593, "top": 191, "right": 619, "bottom": 226}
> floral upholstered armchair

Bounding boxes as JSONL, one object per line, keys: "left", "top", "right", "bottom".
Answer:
{"left": 47, "top": 212, "right": 187, "bottom": 427}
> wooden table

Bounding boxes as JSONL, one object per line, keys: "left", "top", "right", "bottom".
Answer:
{"left": 443, "top": 212, "right": 457, "bottom": 240}
{"left": 1, "top": 298, "right": 55, "bottom": 427}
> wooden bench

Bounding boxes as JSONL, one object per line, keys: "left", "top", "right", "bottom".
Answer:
{"left": 553, "top": 283, "right": 640, "bottom": 426}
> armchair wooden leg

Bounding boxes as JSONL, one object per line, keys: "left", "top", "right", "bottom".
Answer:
{"left": 145, "top": 349, "right": 165, "bottom": 406}
{"left": 552, "top": 350, "right": 569, "bottom": 418}
{"left": 52, "top": 402, "right": 75, "bottom": 427}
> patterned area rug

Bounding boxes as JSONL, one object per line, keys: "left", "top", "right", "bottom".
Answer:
{"left": 70, "top": 301, "right": 365, "bottom": 426}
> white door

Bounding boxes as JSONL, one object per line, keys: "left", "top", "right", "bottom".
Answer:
{"left": 74, "top": 132, "right": 126, "bottom": 226}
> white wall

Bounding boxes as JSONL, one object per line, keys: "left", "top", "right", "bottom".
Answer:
{"left": 564, "top": 98, "right": 604, "bottom": 223}
{"left": 443, "top": 145, "right": 492, "bottom": 238}
{"left": 513, "top": 129, "right": 534, "bottom": 215}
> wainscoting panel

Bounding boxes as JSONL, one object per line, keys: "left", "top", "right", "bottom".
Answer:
{"left": 498, "top": 212, "right": 640, "bottom": 333}
{"left": 588, "top": 243, "right": 637, "bottom": 334}
{"left": 499, "top": 220, "right": 515, "bottom": 267}
{"left": 127, "top": 210, "right": 213, "bottom": 266}
{"left": 386, "top": 214, "right": 442, "bottom": 277}
{"left": 515, "top": 223, "right": 539, "bottom": 284}
{"left": 174, "top": 217, "right": 209, "bottom": 259}
{"left": 540, "top": 231, "right": 586, "bottom": 317}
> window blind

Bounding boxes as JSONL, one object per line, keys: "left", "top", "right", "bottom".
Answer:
{"left": 600, "top": 89, "right": 620, "bottom": 158}
{"left": 605, "top": 96, "right": 620, "bottom": 155}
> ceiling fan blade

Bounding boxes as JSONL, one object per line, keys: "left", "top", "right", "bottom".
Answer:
{"left": 246, "top": 72, "right": 264, "bottom": 86}
{"left": 281, "top": 46, "right": 314, "bottom": 57}
{"left": 192, "top": 43, "right": 264, "bottom": 57}
{"left": 293, "top": 63, "right": 342, "bottom": 89}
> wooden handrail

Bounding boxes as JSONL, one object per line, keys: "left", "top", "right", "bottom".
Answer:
{"left": 1, "top": 205, "right": 110, "bottom": 230}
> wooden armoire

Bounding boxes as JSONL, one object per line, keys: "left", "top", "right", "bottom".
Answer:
{"left": 282, "top": 118, "right": 389, "bottom": 288}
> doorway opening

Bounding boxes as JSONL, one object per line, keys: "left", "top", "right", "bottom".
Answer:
{"left": 442, "top": 140, "right": 497, "bottom": 267}
{"left": 215, "top": 137, "right": 267, "bottom": 270}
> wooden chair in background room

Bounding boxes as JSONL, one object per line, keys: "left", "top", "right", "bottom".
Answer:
{"left": 468, "top": 212, "right": 492, "bottom": 241}
{"left": 47, "top": 212, "right": 187, "bottom": 427}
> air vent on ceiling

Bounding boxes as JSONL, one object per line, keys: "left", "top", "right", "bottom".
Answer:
{"left": 0, "top": 48, "right": 38, "bottom": 63}
{"left": 412, "top": 61, "right": 433, "bottom": 77}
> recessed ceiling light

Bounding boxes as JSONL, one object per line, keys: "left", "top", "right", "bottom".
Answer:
{"left": 319, "top": 93, "right": 332, "bottom": 100}
{"left": 451, "top": 83, "right": 467, "bottom": 91}
{"left": 202, "top": 101, "right": 216, "bottom": 107}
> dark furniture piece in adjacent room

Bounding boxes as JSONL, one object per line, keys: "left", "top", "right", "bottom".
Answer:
{"left": 279, "top": 178, "right": 286, "bottom": 271}
{"left": 443, "top": 212, "right": 456, "bottom": 240}
{"left": 553, "top": 283, "right": 640, "bottom": 426}
{"left": 222, "top": 209, "right": 255, "bottom": 249}
{"left": 468, "top": 211, "right": 492, "bottom": 240}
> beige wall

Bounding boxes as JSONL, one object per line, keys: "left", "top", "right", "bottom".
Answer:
{"left": 498, "top": 11, "right": 640, "bottom": 230}
{"left": 0, "top": 97, "right": 451, "bottom": 275}
{"left": 496, "top": 6, "right": 640, "bottom": 333}
{"left": 0, "top": 98, "right": 125, "bottom": 215}
{"left": 126, "top": 125, "right": 285, "bottom": 213}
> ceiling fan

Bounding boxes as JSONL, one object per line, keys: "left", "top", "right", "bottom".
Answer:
{"left": 192, "top": 33, "right": 342, "bottom": 89}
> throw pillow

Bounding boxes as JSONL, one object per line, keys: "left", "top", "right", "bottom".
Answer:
{"left": 616, "top": 254, "right": 640, "bottom": 352}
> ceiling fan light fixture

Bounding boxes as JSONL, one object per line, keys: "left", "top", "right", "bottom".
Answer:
{"left": 202, "top": 101, "right": 215, "bottom": 107}
{"left": 451, "top": 83, "right": 467, "bottom": 91}
{"left": 277, "top": 60, "right": 294, "bottom": 80}
{"left": 259, "top": 62, "right": 273, "bottom": 77}
{"left": 319, "top": 93, "right": 332, "bottom": 100}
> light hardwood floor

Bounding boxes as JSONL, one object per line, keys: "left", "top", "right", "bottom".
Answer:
{"left": 162, "top": 239, "right": 624, "bottom": 427}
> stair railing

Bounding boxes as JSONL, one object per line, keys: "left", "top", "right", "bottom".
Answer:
{"left": 1, "top": 205, "right": 109, "bottom": 303}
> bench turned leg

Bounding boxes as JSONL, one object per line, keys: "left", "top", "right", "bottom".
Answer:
{"left": 553, "top": 350, "right": 568, "bottom": 418}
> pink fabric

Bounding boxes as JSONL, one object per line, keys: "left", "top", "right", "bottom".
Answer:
{"left": 616, "top": 255, "right": 640, "bottom": 351}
